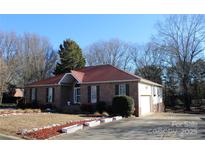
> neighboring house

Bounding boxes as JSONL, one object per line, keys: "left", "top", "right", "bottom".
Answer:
{"left": 14, "top": 88, "right": 24, "bottom": 97}
{"left": 2, "top": 88, "right": 24, "bottom": 104}
{"left": 24, "top": 65, "right": 164, "bottom": 116}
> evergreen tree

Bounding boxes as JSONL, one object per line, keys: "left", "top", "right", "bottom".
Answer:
{"left": 54, "top": 39, "right": 86, "bottom": 74}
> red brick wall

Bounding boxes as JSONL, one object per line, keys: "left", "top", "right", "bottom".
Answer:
{"left": 25, "top": 85, "right": 75, "bottom": 110}
{"left": 80, "top": 81, "right": 139, "bottom": 116}
{"left": 25, "top": 85, "right": 63, "bottom": 109}
{"left": 25, "top": 81, "right": 140, "bottom": 115}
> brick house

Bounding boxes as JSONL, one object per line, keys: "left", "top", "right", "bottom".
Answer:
{"left": 25, "top": 65, "right": 164, "bottom": 116}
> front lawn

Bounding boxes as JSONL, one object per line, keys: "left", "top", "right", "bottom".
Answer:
{"left": 0, "top": 113, "right": 88, "bottom": 138}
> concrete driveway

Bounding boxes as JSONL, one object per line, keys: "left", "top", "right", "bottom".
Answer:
{"left": 0, "top": 134, "right": 17, "bottom": 140}
{"left": 54, "top": 113, "right": 205, "bottom": 140}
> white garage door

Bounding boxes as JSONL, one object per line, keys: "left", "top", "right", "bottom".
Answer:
{"left": 140, "top": 96, "right": 151, "bottom": 115}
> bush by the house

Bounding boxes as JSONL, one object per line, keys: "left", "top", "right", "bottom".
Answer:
{"left": 112, "top": 96, "right": 135, "bottom": 117}
{"left": 96, "top": 101, "right": 106, "bottom": 113}
{"left": 16, "top": 100, "right": 39, "bottom": 109}
{"left": 80, "top": 104, "right": 94, "bottom": 113}
{"left": 16, "top": 102, "right": 26, "bottom": 109}
{"left": 41, "top": 103, "right": 53, "bottom": 110}
{"left": 106, "top": 105, "right": 113, "bottom": 115}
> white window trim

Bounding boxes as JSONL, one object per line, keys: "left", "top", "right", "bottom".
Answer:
{"left": 74, "top": 87, "right": 80, "bottom": 104}
{"left": 91, "top": 85, "right": 97, "bottom": 103}
{"left": 119, "top": 84, "right": 126, "bottom": 96}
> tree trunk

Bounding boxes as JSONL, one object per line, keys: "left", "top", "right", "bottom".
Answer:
{"left": 0, "top": 92, "right": 3, "bottom": 104}
{"left": 182, "top": 77, "right": 191, "bottom": 111}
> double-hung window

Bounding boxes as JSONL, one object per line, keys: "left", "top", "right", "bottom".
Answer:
{"left": 31, "top": 88, "right": 36, "bottom": 101}
{"left": 74, "top": 87, "right": 80, "bottom": 104}
{"left": 91, "top": 86, "right": 97, "bottom": 103}
{"left": 119, "top": 84, "right": 126, "bottom": 96}
{"left": 47, "top": 87, "right": 54, "bottom": 103}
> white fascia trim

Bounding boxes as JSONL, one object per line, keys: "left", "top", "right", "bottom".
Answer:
{"left": 139, "top": 79, "right": 163, "bottom": 87}
{"left": 80, "top": 79, "right": 139, "bottom": 84}
{"left": 58, "top": 73, "right": 70, "bottom": 84}
{"left": 58, "top": 73, "right": 81, "bottom": 85}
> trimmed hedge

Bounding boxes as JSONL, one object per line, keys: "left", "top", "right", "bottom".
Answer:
{"left": 16, "top": 101, "right": 54, "bottom": 110}
{"left": 80, "top": 104, "right": 94, "bottom": 113}
{"left": 16, "top": 101, "right": 39, "bottom": 109}
{"left": 112, "top": 96, "right": 135, "bottom": 117}
{"left": 96, "top": 101, "right": 106, "bottom": 113}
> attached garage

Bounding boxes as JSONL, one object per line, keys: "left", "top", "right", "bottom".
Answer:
{"left": 140, "top": 95, "right": 151, "bottom": 115}
{"left": 138, "top": 79, "right": 163, "bottom": 116}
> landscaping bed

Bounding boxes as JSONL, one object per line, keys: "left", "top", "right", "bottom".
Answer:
{"left": 21, "top": 119, "right": 93, "bottom": 139}
{"left": 23, "top": 116, "right": 122, "bottom": 139}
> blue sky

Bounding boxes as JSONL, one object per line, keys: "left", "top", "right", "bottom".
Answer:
{"left": 0, "top": 14, "right": 165, "bottom": 50}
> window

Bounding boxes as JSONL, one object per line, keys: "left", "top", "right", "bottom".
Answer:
{"left": 31, "top": 88, "right": 36, "bottom": 101}
{"left": 157, "top": 88, "right": 160, "bottom": 96}
{"left": 91, "top": 86, "right": 97, "bottom": 103}
{"left": 47, "top": 87, "right": 54, "bottom": 103}
{"left": 119, "top": 84, "right": 126, "bottom": 96}
{"left": 153, "top": 87, "right": 156, "bottom": 96}
{"left": 74, "top": 87, "right": 80, "bottom": 104}
{"left": 158, "top": 88, "right": 162, "bottom": 97}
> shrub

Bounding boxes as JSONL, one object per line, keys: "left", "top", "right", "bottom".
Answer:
{"left": 16, "top": 102, "right": 26, "bottom": 109}
{"left": 112, "top": 96, "right": 135, "bottom": 117}
{"left": 96, "top": 101, "right": 106, "bottom": 113}
{"left": 106, "top": 105, "right": 113, "bottom": 115}
{"left": 41, "top": 104, "right": 53, "bottom": 110}
{"left": 31, "top": 100, "right": 39, "bottom": 109}
{"left": 80, "top": 104, "right": 94, "bottom": 113}
{"left": 17, "top": 100, "right": 42, "bottom": 109}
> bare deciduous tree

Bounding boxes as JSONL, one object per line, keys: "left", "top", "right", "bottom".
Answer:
{"left": 155, "top": 15, "right": 205, "bottom": 110}
{"left": 131, "top": 42, "right": 164, "bottom": 83}
{"left": 0, "top": 32, "right": 57, "bottom": 103}
{"left": 85, "top": 39, "right": 135, "bottom": 71}
{"left": 17, "top": 33, "right": 57, "bottom": 85}
{"left": 0, "top": 32, "right": 19, "bottom": 103}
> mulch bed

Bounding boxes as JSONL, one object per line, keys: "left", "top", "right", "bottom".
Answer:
{"left": 21, "top": 119, "right": 94, "bottom": 140}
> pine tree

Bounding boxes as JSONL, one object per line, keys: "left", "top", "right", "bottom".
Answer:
{"left": 54, "top": 39, "right": 86, "bottom": 74}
